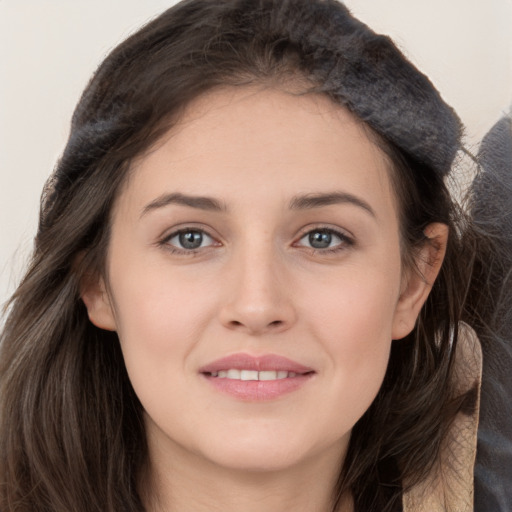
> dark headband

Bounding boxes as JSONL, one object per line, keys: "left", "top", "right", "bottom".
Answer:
{"left": 270, "top": 0, "right": 463, "bottom": 175}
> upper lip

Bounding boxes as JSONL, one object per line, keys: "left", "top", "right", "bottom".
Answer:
{"left": 199, "top": 353, "right": 314, "bottom": 374}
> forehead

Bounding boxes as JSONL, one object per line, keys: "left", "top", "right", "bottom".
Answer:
{"left": 120, "top": 86, "right": 398, "bottom": 221}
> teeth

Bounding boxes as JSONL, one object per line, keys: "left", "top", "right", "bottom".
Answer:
{"left": 226, "top": 369, "right": 241, "bottom": 379}
{"left": 211, "top": 369, "right": 300, "bottom": 380}
{"left": 240, "top": 370, "right": 259, "bottom": 381}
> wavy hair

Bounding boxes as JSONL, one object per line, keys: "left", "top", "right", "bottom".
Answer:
{"left": 0, "top": 1, "right": 477, "bottom": 511}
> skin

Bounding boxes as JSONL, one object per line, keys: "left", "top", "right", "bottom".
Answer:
{"left": 83, "top": 86, "right": 447, "bottom": 512}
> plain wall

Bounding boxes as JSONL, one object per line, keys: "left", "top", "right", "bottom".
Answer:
{"left": 1, "top": 0, "right": 511, "bottom": 310}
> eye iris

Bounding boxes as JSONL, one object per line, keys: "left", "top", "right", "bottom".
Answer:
{"left": 309, "top": 231, "right": 332, "bottom": 249}
{"left": 179, "top": 231, "right": 203, "bottom": 249}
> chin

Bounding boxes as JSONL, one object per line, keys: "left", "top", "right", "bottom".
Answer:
{"left": 194, "top": 425, "right": 348, "bottom": 475}
{"left": 201, "top": 442, "right": 312, "bottom": 473}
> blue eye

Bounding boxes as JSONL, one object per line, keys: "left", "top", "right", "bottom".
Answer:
{"left": 297, "top": 228, "right": 351, "bottom": 250}
{"left": 166, "top": 229, "right": 215, "bottom": 251}
{"left": 308, "top": 231, "right": 334, "bottom": 249}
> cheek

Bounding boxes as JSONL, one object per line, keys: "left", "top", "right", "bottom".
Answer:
{"left": 107, "top": 257, "right": 218, "bottom": 384}
{"left": 299, "top": 260, "right": 401, "bottom": 416}
{"left": 107, "top": 262, "right": 222, "bottom": 433}
{"left": 303, "top": 256, "right": 401, "bottom": 344}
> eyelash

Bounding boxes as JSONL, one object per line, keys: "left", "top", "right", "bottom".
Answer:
{"left": 294, "top": 227, "right": 354, "bottom": 254}
{"left": 159, "top": 226, "right": 354, "bottom": 256}
{"left": 159, "top": 228, "right": 219, "bottom": 256}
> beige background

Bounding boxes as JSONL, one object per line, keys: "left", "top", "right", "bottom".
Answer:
{"left": 1, "top": 0, "right": 511, "bottom": 310}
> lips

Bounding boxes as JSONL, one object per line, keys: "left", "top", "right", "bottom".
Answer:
{"left": 209, "top": 369, "right": 297, "bottom": 380}
{"left": 199, "top": 353, "right": 315, "bottom": 400}
{"left": 199, "top": 353, "right": 314, "bottom": 374}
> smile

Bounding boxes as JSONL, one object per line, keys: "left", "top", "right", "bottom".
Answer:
{"left": 199, "top": 354, "right": 315, "bottom": 400}
{"left": 207, "top": 370, "right": 299, "bottom": 380}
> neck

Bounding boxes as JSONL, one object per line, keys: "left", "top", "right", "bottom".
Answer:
{"left": 141, "top": 433, "right": 353, "bottom": 512}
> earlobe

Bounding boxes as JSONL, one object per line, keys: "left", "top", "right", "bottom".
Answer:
{"left": 80, "top": 274, "right": 117, "bottom": 331}
{"left": 391, "top": 223, "right": 448, "bottom": 340}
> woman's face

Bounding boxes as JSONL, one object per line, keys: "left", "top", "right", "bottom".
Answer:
{"left": 84, "top": 87, "right": 433, "bottom": 475}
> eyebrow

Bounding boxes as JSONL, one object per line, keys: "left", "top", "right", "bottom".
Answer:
{"left": 141, "top": 192, "right": 227, "bottom": 217}
{"left": 289, "top": 192, "right": 376, "bottom": 217}
{"left": 140, "top": 190, "right": 375, "bottom": 218}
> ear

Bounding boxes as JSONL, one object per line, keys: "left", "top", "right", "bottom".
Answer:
{"left": 391, "top": 223, "right": 448, "bottom": 340}
{"left": 80, "top": 273, "right": 117, "bottom": 331}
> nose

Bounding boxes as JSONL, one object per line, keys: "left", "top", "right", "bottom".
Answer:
{"left": 218, "top": 244, "right": 297, "bottom": 336}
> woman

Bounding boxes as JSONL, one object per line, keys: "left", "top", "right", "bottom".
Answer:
{"left": 0, "top": 1, "right": 482, "bottom": 510}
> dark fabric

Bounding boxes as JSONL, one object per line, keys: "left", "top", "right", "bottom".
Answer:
{"left": 277, "top": 0, "right": 463, "bottom": 175}
{"left": 472, "top": 115, "right": 512, "bottom": 511}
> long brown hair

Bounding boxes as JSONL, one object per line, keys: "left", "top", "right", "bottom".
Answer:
{"left": 0, "top": 1, "right": 477, "bottom": 511}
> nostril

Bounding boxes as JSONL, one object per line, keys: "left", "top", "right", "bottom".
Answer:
{"left": 227, "top": 319, "right": 284, "bottom": 330}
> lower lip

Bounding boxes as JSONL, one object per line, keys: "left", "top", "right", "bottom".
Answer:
{"left": 202, "top": 374, "right": 313, "bottom": 401}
